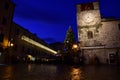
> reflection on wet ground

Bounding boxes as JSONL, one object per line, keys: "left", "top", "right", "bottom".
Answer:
{"left": 0, "top": 63, "right": 120, "bottom": 80}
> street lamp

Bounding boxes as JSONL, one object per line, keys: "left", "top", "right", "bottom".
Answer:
{"left": 72, "top": 44, "right": 79, "bottom": 52}
{"left": 6, "top": 41, "right": 14, "bottom": 63}
{"left": 72, "top": 44, "right": 80, "bottom": 64}
{"left": 10, "top": 43, "right": 14, "bottom": 47}
{"left": 72, "top": 44, "right": 78, "bottom": 49}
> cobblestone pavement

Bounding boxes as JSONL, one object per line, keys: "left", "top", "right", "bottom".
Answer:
{"left": 0, "top": 63, "right": 120, "bottom": 80}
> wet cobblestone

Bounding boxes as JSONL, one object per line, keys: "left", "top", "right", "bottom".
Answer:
{"left": 0, "top": 63, "right": 120, "bottom": 80}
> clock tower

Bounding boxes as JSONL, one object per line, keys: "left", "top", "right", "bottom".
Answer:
{"left": 76, "top": 2, "right": 120, "bottom": 64}
{"left": 77, "top": 2, "right": 101, "bottom": 47}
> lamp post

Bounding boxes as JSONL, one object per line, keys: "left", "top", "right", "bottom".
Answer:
{"left": 72, "top": 44, "right": 80, "bottom": 64}
{"left": 72, "top": 44, "right": 79, "bottom": 53}
{"left": 7, "top": 40, "right": 14, "bottom": 64}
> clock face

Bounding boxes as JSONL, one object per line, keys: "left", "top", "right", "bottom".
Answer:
{"left": 77, "top": 10, "right": 101, "bottom": 26}
{"left": 84, "top": 13, "right": 94, "bottom": 23}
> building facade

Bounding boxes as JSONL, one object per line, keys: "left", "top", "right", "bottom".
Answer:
{"left": 0, "top": 0, "right": 56, "bottom": 64}
{"left": 0, "top": 0, "right": 15, "bottom": 63}
{"left": 77, "top": 2, "right": 120, "bottom": 64}
{"left": 9, "top": 23, "right": 51, "bottom": 63}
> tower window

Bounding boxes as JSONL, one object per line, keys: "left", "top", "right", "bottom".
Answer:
{"left": 81, "top": 3, "right": 94, "bottom": 11}
{"left": 87, "top": 31, "right": 93, "bottom": 39}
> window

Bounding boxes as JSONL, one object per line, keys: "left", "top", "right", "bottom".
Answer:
{"left": 27, "top": 48, "right": 30, "bottom": 53}
{"left": 22, "top": 46, "right": 25, "bottom": 52}
{"left": 0, "top": 33, "right": 4, "bottom": 42}
{"left": 118, "top": 24, "right": 120, "bottom": 30}
{"left": 2, "top": 17, "right": 7, "bottom": 25}
{"left": 81, "top": 3, "right": 94, "bottom": 11}
{"left": 5, "top": 2, "right": 9, "bottom": 10}
{"left": 14, "top": 44, "right": 18, "bottom": 51}
{"left": 87, "top": 31, "right": 93, "bottom": 39}
{"left": 16, "top": 28, "right": 20, "bottom": 35}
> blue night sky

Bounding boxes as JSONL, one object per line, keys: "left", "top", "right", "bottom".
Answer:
{"left": 12, "top": 0, "right": 120, "bottom": 44}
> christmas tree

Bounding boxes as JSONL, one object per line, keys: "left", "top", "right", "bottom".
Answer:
{"left": 64, "top": 26, "right": 76, "bottom": 54}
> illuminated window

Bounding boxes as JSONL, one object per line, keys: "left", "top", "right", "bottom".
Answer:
{"left": 87, "top": 31, "right": 93, "bottom": 39}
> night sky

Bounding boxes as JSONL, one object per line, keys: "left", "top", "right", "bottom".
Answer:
{"left": 12, "top": 0, "right": 120, "bottom": 44}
